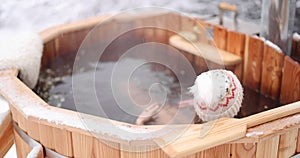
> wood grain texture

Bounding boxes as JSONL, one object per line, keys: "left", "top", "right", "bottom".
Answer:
{"left": 231, "top": 143, "right": 256, "bottom": 158}
{"left": 94, "top": 139, "right": 120, "bottom": 158}
{"left": 27, "top": 119, "right": 40, "bottom": 141}
{"left": 0, "top": 112, "right": 14, "bottom": 158}
{"left": 213, "top": 25, "right": 227, "bottom": 50}
{"left": 280, "top": 56, "right": 300, "bottom": 104}
{"left": 39, "top": 123, "right": 55, "bottom": 150}
{"left": 256, "top": 135, "right": 279, "bottom": 158}
{"left": 278, "top": 129, "right": 297, "bottom": 158}
{"left": 296, "top": 129, "right": 300, "bottom": 153}
{"left": 41, "top": 39, "right": 56, "bottom": 67}
{"left": 14, "top": 123, "right": 44, "bottom": 158}
{"left": 226, "top": 30, "right": 245, "bottom": 81}
{"left": 260, "top": 43, "right": 284, "bottom": 100}
{"left": 203, "top": 144, "right": 231, "bottom": 158}
{"left": 72, "top": 132, "right": 94, "bottom": 158}
{"left": 243, "top": 36, "right": 264, "bottom": 91}
{"left": 14, "top": 128, "right": 33, "bottom": 158}
{"left": 53, "top": 127, "right": 73, "bottom": 157}
{"left": 292, "top": 38, "right": 300, "bottom": 60}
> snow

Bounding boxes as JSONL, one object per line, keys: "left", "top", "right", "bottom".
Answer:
{"left": 246, "top": 131, "right": 263, "bottom": 137}
{"left": 0, "top": 31, "right": 43, "bottom": 88}
{"left": 266, "top": 40, "right": 282, "bottom": 53}
{"left": 27, "top": 146, "right": 42, "bottom": 158}
{"left": 293, "top": 32, "right": 300, "bottom": 41}
{"left": 0, "top": 0, "right": 262, "bottom": 32}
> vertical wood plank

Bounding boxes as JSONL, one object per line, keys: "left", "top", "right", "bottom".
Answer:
{"left": 0, "top": 113, "right": 13, "bottom": 158}
{"left": 291, "top": 37, "right": 300, "bottom": 60}
{"left": 72, "top": 132, "right": 94, "bottom": 158}
{"left": 203, "top": 144, "right": 231, "bottom": 158}
{"left": 27, "top": 120, "right": 40, "bottom": 141}
{"left": 120, "top": 144, "right": 159, "bottom": 158}
{"left": 41, "top": 39, "right": 56, "bottom": 67}
{"left": 260, "top": 43, "right": 285, "bottom": 100}
{"left": 53, "top": 127, "right": 73, "bottom": 157}
{"left": 39, "top": 123, "right": 55, "bottom": 150}
{"left": 14, "top": 128, "right": 33, "bottom": 158}
{"left": 213, "top": 25, "right": 227, "bottom": 50}
{"left": 243, "top": 36, "right": 264, "bottom": 91}
{"left": 256, "top": 135, "right": 280, "bottom": 158}
{"left": 278, "top": 129, "right": 298, "bottom": 158}
{"left": 226, "top": 30, "right": 245, "bottom": 81}
{"left": 296, "top": 128, "right": 300, "bottom": 153}
{"left": 93, "top": 139, "right": 120, "bottom": 158}
{"left": 280, "top": 56, "right": 300, "bottom": 104}
{"left": 231, "top": 143, "right": 256, "bottom": 158}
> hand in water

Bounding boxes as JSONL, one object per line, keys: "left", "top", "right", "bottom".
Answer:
{"left": 178, "top": 99, "right": 194, "bottom": 109}
{"left": 136, "top": 103, "right": 160, "bottom": 125}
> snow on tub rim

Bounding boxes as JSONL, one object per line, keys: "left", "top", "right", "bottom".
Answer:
{"left": 0, "top": 12, "right": 300, "bottom": 158}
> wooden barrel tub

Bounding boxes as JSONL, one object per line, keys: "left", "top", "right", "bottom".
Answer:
{"left": 0, "top": 12, "right": 300, "bottom": 158}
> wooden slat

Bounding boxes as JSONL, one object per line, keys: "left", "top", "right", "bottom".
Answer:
{"left": 39, "top": 123, "right": 55, "bottom": 150}
{"left": 296, "top": 129, "right": 300, "bottom": 153}
{"left": 243, "top": 36, "right": 264, "bottom": 91}
{"left": 94, "top": 139, "right": 120, "bottom": 158}
{"left": 260, "top": 43, "right": 284, "bottom": 100}
{"left": 278, "top": 129, "right": 298, "bottom": 158}
{"left": 291, "top": 37, "right": 300, "bottom": 60}
{"left": 256, "top": 135, "right": 279, "bottom": 157}
{"left": 226, "top": 30, "right": 245, "bottom": 81}
{"left": 14, "top": 123, "right": 44, "bottom": 158}
{"left": 27, "top": 119, "right": 40, "bottom": 141}
{"left": 280, "top": 56, "right": 300, "bottom": 104}
{"left": 230, "top": 143, "right": 256, "bottom": 158}
{"left": 213, "top": 25, "right": 227, "bottom": 50}
{"left": 41, "top": 39, "right": 56, "bottom": 67}
{"left": 0, "top": 111, "right": 14, "bottom": 157}
{"left": 72, "top": 132, "right": 94, "bottom": 158}
{"left": 203, "top": 144, "right": 231, "bottom": 158}
{"left": 14, "top": 128, "right": 33, "bottom": 158}
{"left": 55, "top": 29, "right": 90, "bottom": 57}
{"left": 53, "top": 127, "right": 73, "bottom": 157}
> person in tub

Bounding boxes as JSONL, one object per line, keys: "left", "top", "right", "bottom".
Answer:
{"left": 136, "top": 69, "right": 243, "bottom": 125}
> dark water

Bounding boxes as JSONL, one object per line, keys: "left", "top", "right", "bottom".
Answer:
{"left": 35, "top": 50, "right": 280, "bottom": 125}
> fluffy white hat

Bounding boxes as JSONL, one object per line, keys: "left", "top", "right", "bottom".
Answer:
{"left": 189, "top": 69, "right": 243, "bottom": 121}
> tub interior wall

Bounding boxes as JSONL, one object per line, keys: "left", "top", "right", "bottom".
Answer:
{"left": 36, "top": 14, "right": 300, "bottom": 125}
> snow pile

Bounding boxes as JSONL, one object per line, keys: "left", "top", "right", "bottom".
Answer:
{"left": 0, "top": 30, "right": 43, "bottom": 88}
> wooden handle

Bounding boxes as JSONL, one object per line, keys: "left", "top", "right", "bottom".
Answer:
{"left": 219, "top": 2, "right": 237, "bottom": 12}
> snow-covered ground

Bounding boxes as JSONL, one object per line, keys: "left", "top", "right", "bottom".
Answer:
{"left": 0, "top": 0, "right": 263, "bottom": 32}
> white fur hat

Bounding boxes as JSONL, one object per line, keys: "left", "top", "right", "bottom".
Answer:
{"left": 189, "top": 69, "right": 243, "bottom": 121}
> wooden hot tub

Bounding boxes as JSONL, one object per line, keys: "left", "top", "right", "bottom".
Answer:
{"left": 0, "top": 11, "right": 300, "bottom": 158}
